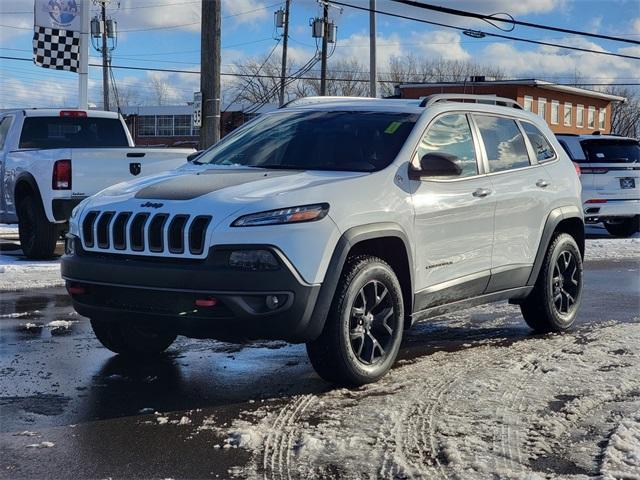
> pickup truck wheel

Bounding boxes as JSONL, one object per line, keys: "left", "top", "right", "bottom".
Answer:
{"left": 520, "top": 233, "right": 583, "bottom": 333}
{"left": 604, "top": 216, "right": 639, "bottom": 238}
{"left": 90, "top": 318, "right": 177, "bottom": 356}
{"left": 17, "top": 194, "right": 58, "bottom": 259}
{"left": 306, "top": 255, "right": 404, "bottom": 386}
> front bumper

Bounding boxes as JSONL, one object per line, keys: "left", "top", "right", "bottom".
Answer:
{"left": 61, "top": 242, "right": 325, "bottom": 343}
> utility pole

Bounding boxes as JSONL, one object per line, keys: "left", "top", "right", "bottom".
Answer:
{"left": 369, "top": 0, "right": 377, "bottom": 98}
{"left": 320, "top": 2, "right": 329, "bottom": 96}
{"left": 100, "top": 1, "right": 109, "bottom": 110}
{"left": 278, "top": 0, "right": 291, "bottom": 106}
{"left": 200, "top": 0, "right": 221, "bottom": 148}
{"left": 78, "top": 0, "right": 90, "bottom": 109}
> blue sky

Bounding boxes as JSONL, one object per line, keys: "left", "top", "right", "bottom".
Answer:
{"left": 1, "top": 0, "right": 639, "bottom": 108}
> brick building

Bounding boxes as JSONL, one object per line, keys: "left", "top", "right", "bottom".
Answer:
{"left": 122, "top": 103, "right": 277, "bottom": 147}
{"left": 396, "top": 79, "right": 626, "bottom": 134}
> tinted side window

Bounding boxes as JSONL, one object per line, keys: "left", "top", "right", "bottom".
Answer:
{"left": 0, "top": 117, "right": 12, "bottom": 150}
{"left": 417, "top": 114, "right": 478, "bottom": 177}
{"left": 475, "top": 115, "right": 530, "bottom": 173}
{"left": 522, "top": 122, "right": 556, "bottom": 162}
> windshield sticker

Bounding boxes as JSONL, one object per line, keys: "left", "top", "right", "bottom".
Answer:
{"left": 384, "top": 121, "right": 402, "bottom": 134}
{"left": 596, "top": 153, "right": 605, "bottom": 158}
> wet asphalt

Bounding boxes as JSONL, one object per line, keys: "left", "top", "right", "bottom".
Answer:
{"left": 0, "top": 250, "right": 638, "bottom": 478}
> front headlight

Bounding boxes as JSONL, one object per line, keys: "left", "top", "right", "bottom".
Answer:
{"left": 231, "top": 203, "right": 329, "bottom": 227}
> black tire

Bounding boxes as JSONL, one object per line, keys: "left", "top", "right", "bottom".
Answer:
{"left": 604, "top": 216, "right": 639, "bottom": 238}
{"left": 90, "top": 318, "right": 177, "bottom": 356}
{"left": 306, "top": 255, "right": 404, "bottom": 386}
{"left": 17, "top": 194, "right": 59, "bottom": 259}
{"left": 520, "top": 233, "right": 583, "bottom": 333}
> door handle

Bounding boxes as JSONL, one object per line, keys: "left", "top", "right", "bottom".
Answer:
{"left": 536, "top": 179, "right": 549, "bottom": 188}
{"left": 472, "top": 188, "right": 492, "bottom": 198}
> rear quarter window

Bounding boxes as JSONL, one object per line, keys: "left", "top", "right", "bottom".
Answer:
{"left": 521, "top": 122, "right": 556, "bottom": 162}
{"left": 474, "top": 115, "right": 530, "bottom": 173}
{"left": 19, "top": 117, "right": 129, "bottom": 149}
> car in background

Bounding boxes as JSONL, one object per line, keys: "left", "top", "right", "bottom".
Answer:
{"left": 0, "top": 109, "right": 195, "bottom": 258}
{"left": 557, "top": 134, "right": 639, "bottom": 237}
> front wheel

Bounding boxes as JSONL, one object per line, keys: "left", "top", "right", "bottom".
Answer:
{"left": 520, "top": 233, "right": 583, "bottom": 333}
{"left": 604, "top": 216, "right": 639, "bottom": 238}
{"left": 90, "top": 318, "right": 177, "bottom": 356}
{"left": 306, "top": 255, "right": 404, "bottom": 386}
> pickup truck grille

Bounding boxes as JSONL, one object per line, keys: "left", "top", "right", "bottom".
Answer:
{"left": 81, "top": 210, "right": 212, "bottom": 257}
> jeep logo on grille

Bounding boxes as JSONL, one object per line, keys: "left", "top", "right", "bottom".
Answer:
{"left": 140, "top": 202, "right": 164, "bottom": 209}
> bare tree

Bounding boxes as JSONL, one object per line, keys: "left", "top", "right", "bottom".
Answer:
{"left": 150, "top": 77, "right": 170, "bottom": 105}
{"left": 228, "top": 55, "right": 284, "bottom": 106}
{"left": 301, "top": 59, "right": 369, "bottom": 97}
{"left": 606, "top": 86, "right": 640, "bottom": 138}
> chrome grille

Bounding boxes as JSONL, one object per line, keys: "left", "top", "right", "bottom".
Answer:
{"left": 81, "top": 211, "right": 212, "bottom": 257}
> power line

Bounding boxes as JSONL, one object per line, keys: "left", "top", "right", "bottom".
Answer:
{"left": 2, "top": 56, "right": 639, "bottom": 86}
{"left": 326, "top": 1, "right": 640, "bottom": 61}
{"left": 389, "top": 0, "right": 640, "bottom": 46}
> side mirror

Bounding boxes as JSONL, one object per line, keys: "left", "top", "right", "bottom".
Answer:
{"left": 410, "top": 152, "right": 462, "bottom": 179}
{"left": 187, "top": 150, "right": 203, "bottom": 162}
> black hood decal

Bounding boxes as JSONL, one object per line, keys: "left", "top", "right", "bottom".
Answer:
{"left": 134, "top": 169, "right": 299, "bottom": 200}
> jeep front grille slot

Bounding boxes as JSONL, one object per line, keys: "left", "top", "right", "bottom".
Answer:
{"left": 80, "top": 211, "right": 212, "bottom": 258}
{"left": 130, "top": 213, "right": 150, "bottom": 251}
{"left": 168, "top": 215, "right": 189, "bottom": 254}
{"left": 148, "top": 214, "right": 168, "bottom": 253}
{"left": 112, "top": 212, "right": 131, "bottom": 250}
{"left": 82, "top": 211, "right": 99, "bottom": 248}
{"left": 188, "top": 216, "right": 212, "bottom": 255}
{"left": 96, "top": 211, "right": 115, "bottom": 249}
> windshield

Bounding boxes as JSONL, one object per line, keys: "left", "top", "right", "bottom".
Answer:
{"left": 19, "top": 117, "right": 129, "bottom": 149}
{"left": 196, "top": 110, "right": 418, "bottom": 172}
{"left": 581, "top": 139, "right": 640, "bottom": 163}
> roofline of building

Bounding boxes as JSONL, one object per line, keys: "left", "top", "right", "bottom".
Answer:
{"left": 397, "top": 79, "right": 627, "bottom": 102}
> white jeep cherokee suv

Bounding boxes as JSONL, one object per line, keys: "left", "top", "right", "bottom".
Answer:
{"left": 557, "top": 134, "right": 639, "bottom": 237}
{"left": 62, "top": 95, "right": 585, "bottom": 385}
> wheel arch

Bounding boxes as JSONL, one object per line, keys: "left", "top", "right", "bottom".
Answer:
{"left": 14, "top": 173, "right": 42, "bottom": 206}
{"left": 527, "top": 206, "right": 585, "bottom": 286}
{"left": 307, "top": 223, "right": 415, "bottom": 339}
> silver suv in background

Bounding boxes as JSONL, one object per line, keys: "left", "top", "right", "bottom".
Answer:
{"left": 62, "top": 95, "right": 585, "bottom": 385}
{"left": 557, "top": 134, "right": 639, "bottom": 237}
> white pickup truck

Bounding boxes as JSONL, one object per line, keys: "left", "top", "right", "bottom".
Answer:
{"left": 0, "top": 108, "right": 195, "bottom": 258}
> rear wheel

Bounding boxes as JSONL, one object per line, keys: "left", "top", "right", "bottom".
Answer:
{"left": 17, "top": 194, "right": 59, "bottom": 259}
{"left": 604, "top": 216, "right": 639, "bottom": 238}
{"left": 521, "top": 233, "right": 583, "bottom": 333}
{"left": 306, "top": 255, "right": 404, "bottom": 386}
{"left": 90, "top": 318, "right": 177, "bottom": 356}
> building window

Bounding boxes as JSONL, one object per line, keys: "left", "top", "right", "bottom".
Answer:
{"left": 523, "top": 96, "right": 533, "bottom": 112}
{"left": 588, "top": 106, "right": 595, "bottom": 129}
{"left": 156, "top": 115, "right": 174, "bottom": 136}
{"left": 138, "top": 116, "right": 156, "bottom": 136}
{"left": 564, "top": 102, "right": 572, "bottom": 127}
{"left": 174, "top": 115, "right": 193, "bottom": 136}
{"left": 538, "top": 98, "right": 546, "bottom": 120}
{"left": 576, "top": 104, "right": 584, "bottom": 128}
{"left": 551, "top": 100, "right": 559, "bottom": 125}
{"left": 598, "top": 108, "right": 606, "bottom": 130}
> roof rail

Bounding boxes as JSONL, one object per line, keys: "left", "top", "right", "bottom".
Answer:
{"left": 419, "top": 94, "right": 523, "bottom": 110}
{"left": 280, "top": 96, "right": 377, "bottom": 109}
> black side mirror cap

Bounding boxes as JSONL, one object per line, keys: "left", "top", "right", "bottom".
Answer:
{"left": 409, "top": 152, "right": 462, "bottom": 179}
{"left": 187, "top": 150, "right": 204, "bottom": 162}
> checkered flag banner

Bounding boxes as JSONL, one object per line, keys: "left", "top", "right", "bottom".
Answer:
{"left": 33, "top": 26, "right": 80, "bottom": 72}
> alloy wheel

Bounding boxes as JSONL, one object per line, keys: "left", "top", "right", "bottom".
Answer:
{"left": 349, "top": 280, "right": 397, "bottom": 365}
{"left": 552, "top": 250, "right": 580, "bottom": 316}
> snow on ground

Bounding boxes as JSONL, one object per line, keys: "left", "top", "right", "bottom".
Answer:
{"left": 0, "top": 253, "right": 63, "bottom": 291}
{"left": 221, "top": 320, "right": 640, "bottom": 479}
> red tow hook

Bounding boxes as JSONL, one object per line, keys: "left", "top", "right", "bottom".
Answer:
{"left": 195, "top": 298, "right": 218, "bottom": 308}
{"left": 67, "top": 284, "right": 86, "bottom": 295}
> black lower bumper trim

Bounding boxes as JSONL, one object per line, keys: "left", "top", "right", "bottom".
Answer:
{"left": 52, "top": 197, "right": 87, "bottom": 221}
